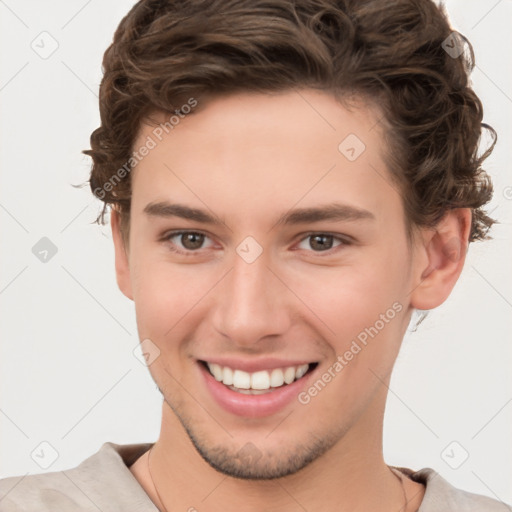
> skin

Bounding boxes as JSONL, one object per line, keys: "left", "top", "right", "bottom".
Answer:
{"left": 111, "top": 89, "right": 471, "bottom": 511}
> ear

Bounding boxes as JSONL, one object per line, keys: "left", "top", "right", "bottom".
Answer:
{"left": 410, "top": 208, "right": 472, "bottom": 310}
{"left": 111, "top": 207, "right": 134, "bottom": 301}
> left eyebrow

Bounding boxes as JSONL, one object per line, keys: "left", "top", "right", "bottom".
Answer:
{"left": 274, "top": 202, "right": 376, "bottom": 226}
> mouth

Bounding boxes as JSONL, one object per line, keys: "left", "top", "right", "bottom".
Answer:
{"left": 198, "top": 360, "right": 319, "bottom": 395}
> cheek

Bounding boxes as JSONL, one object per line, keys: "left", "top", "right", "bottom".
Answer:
{"left": 294, "top": 247, "right": 407, "bottom": 323}
{"left": 131, "top": 254, "right": 176, "bottom": 336}
{"left": 130, "top": 223, "right": 411, "bottom": 357}
{"left": 130, "top": 253, "right": 214, "bottom": 341}
{"left": 286, "top": 245, "right": 409, "bottom": 370}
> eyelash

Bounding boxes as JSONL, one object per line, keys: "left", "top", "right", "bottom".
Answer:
{"left": 160, "top": 230, "right": 352, "bottom": 257}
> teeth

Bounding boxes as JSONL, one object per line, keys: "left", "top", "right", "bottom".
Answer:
{"left": 222, "top": 366, "right": 233, "bottom": 385}
{"left": 251, "top": 370, "right": 270, "bottom": 390}
{"left": 270, "top": 368, "right": 284, "bottom": 387}
{"left": 206, "top": 362, "right": 311, "bottom": 391}
{"left": 295, "top": 364, "right": 308, "bottom": 379}
{"left": 233, "top": 369, "right": 251, "bottom": 389}
{"left": 227, "top": 386, "right": 277, "bottom": 395}
{"left": 209, "top": 363, "right": 223, "bottom": 382}
{"left": 284, "top": 366, "right": 296, "bottom": 384}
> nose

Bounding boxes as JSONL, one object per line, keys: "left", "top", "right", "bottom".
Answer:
{"left": 212, "top": 247, "right": 291, "bottom": 348}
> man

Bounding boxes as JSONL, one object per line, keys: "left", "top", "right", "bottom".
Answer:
{"left": 0, "top": 0, "right": 508, "bottom": 511}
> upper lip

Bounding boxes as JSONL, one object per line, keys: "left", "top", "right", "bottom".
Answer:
{"left": 199, "top": 357, "right": 317, "bottom": 373}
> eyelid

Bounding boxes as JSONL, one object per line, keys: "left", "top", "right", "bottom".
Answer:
{"left": 160, "top": 229, "right": 353, "bottom": 256}
{"left": 293, "top": 231, "right": 352, "bottom": 255}
{"left": 295, "top": 230, "right": 353, "bottom": 243}
{"left": 160, "top": 229, "right": 216, "bottom": 255}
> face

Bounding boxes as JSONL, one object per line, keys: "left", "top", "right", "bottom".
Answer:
{"left": 114, "top": 89, "right": 424, "bottom": 479}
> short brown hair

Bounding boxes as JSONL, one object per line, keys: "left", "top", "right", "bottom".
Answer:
{"left": 83, "top": 0, "right": 497, "bottom": 247}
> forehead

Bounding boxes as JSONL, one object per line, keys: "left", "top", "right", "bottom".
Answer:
{"left": 136, "top": 90, "right": 383, "bottom": 158}
{"left": 130, "top": 89, "right": 401, "bottom": 227}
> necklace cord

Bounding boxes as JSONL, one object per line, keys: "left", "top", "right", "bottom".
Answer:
{"left": 147, "top": 446, "right": 408, "bottom": 512}
{"left": 147, "top": 446, "right": 169, "bottom": 512}
{"left": 389, "top": 465, "right": 409, "bottom": 512}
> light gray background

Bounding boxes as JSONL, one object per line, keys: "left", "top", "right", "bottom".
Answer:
{"left": 1, "top": 0, "right": 511, "bottom": 504}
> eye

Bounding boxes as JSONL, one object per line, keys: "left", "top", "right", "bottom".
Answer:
{"left": 295, "top": 233, "right": 349, "bottom": 254}
{"left": 161, "top": 230, "right": 215, "bottom": 255}
{"left": 160, "top": 230, "right": 351, "bottom": 257}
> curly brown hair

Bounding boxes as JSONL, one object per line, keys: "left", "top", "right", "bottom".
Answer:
{"left": 82, "top": 0, "right": 497, "bottom": 248}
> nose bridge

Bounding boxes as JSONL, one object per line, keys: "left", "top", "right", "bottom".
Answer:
{"left": 213, "top": 246, "right": 289, "bottom": 345}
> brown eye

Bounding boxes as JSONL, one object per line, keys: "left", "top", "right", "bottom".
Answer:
{"left": 161, "top": 230, "right": 214, "bottom": 254}
{"left": 179, "top": 232, "right": 205, "bottom": 250}
{"left": 296, "top": 233, "right": 349, "bottom": 254}
{"left": 309, "top": 234, "right": 334, "bottom": 251}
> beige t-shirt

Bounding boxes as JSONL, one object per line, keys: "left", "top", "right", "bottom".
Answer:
{"left": 0, "top": 442, "right": 508, "bottom": 511}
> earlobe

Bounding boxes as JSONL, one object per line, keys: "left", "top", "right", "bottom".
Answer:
{"left": 111, "top": 207, "right": 134, "bottom": 301}
{"left": 410, "top": 208, "right": 472, "bottom": 310}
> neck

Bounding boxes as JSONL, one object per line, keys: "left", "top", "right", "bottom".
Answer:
{"left": 132, "top": 385, "right": 424, "bottom": 512}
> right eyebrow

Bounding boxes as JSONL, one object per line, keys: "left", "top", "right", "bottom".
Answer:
{"left": 143, "top": 201, "right": 225, "bottom": 225}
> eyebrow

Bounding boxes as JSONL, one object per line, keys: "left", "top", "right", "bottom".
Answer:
{"left": 143, "top": 201, "right": 375, "bottom": 227}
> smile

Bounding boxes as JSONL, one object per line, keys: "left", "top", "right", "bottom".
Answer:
{"left": 201, "top": 361, "right": 318, "bottom": 394}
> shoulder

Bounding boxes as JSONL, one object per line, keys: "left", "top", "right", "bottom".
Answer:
{"left": 0, "top": 442, "right": 156, "bottom": 512}
{"left": 398, "top": 466, "right": 511, "bottom": 512}
{"left": 0, "top": 470, "right": 88, "bottom": 512}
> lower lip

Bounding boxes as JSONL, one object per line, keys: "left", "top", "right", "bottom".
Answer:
{"left": 197, "top": 361, "right": 317, "bottom": 418}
